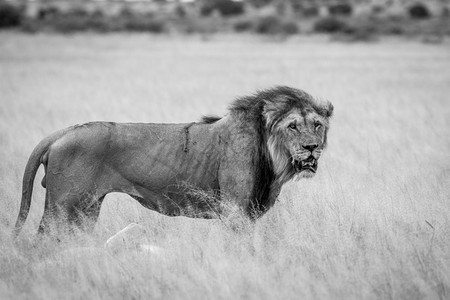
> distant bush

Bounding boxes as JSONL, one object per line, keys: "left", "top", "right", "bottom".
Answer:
{"left": 25, "top": 8, "right": 105, "bottom": 33}
{"left": 174, "top": 5, "right": 187, "bottom": 18}
{"left": 345, "top": 15, "right": 450, "bottom": 38}
{"left": 281, "top": 21, "right": 300, "bottom": 35}
{"left": 408, "top": 3, "right": 431, "bottom": 19}
{"left": 64, "top": 7, "right": 90, "bottom": 18}
{"left": 378, "top": 17, "right": 407, "bottom": 35}
{"left": 87, "top": 14, "right": 122, "bottom": 33}
{"left": 313, "top": 16, "right": 378, "bottom": 41}
{"left": 200, "top": 0, "right": 244, "bottom": 17}
{"left": 371, "top": 5, "right": 384, "bottom": 15}
{"left": 255, "top": 15, "right": 281, "bottom": 34}
{"left": 247, "top": 0, "right": 272, "bottom": 8}
{"left": 118, "top": 7, "right": 134, "bottom": 18}
{"left": 38, "top": 6, "right": 60, "bottom": 20}
{"left": 20, "top": 19, "right": 41, "bottom": 33}
{"left": 0, "top": 1, "right": 23, "bottom": 28}
{"left": 232, "top": 15, "right": 299, "bottom": 35}
{"left": 123, "top": 16, "right": 166, "bottom": 33}
{"left": 176, "top": 17, "right": 221, "bottom": 35}
{"left": 313, "top": 17, "right": 349, "bottom": 33}
{"left": 328, "top": 4, "right": 352, "bottom": 16}
{"left": 302, "top": 6, "right": 319, "bottom": 18}
{"left": 20, "top": 7, "right": 167, "bottom": 34}
{"left": 254, "top": 16, "right": 299, "bottom": 35}
{"left": 233, "top": 19, "right": 253, "bottom": 32}
{"left": 442, "top": 7, "right": 450, "bottom": 18}
{"left": 343, "top": 19, "right": 377, "bottom": 41}
{"left": 46, "top": 14, "right": 93, "bottom": 33}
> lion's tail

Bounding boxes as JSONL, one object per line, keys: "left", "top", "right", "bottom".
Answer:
{"left": 13, "top": 129, "right": 68, "bottom": 239}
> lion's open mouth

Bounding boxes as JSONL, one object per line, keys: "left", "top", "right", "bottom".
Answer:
{"left": 293, "top": 156, "right": 318, "bottom": 173}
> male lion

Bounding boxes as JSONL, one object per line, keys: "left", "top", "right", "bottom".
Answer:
{"left": 14, "top": 86, "right": 333, "bottom": 237}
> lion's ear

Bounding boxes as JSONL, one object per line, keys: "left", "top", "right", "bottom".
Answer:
{"left": 317, "top": 101, "right": 333, "bottom": 118}
{"left": 325, "top": 102, "right": 334, "bottom": 118}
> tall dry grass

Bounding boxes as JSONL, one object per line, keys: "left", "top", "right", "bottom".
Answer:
{"left": 0, "top": 33, "right": 449, "bottom": 299}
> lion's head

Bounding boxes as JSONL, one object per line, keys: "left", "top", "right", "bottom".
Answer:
{"left": 229, "top": 86, "right": 333, "bottom": 185}
{"left": 262, "top": 87, "right": 333, "bottom": 182}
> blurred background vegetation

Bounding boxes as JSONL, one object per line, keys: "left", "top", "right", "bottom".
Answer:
{"left": 0, "top": 0, "right": 449, "bottom": 41}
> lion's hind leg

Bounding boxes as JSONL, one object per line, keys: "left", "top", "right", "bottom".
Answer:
{"left": 72, "top": 195, "right": 105, "bottom": 233}
{"left": 37, "top": 189, "right": 105, "bottom": 238}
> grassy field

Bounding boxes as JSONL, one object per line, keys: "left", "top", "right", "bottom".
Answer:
{"left": 0, "top": 33, "right": 449, "bottom": 299}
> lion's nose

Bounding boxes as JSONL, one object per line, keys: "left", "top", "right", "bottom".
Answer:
{"left": 302, "top": 144, "right": 318, "bottom": 152}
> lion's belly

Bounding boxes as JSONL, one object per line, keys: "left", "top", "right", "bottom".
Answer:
{"left": 134, "top": 147, "right": 221, "bottom": 217}
{"left": 124, "top": 174, "right": 221, "bottom": 219}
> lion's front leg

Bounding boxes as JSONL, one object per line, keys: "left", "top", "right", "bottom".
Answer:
{"left": 217, "top": 157, "right": 282, "bottom": 220}
{"left": 218, "top": 164, "right": 254, "bottom": 216}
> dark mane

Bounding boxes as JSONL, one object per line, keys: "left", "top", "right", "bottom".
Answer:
{"left": 229, "top": 86, "right": 331, "bottom": 120}
{"left": 228, "top": 86, "right": 303, "bottom": 218}
{"left": 229, "top": 86, "right": 309, "bottom": 114}
{"left": 227, "top": 86, "right": 332, "bottom": 218}
{"left": 200, "top": 115, "right": 222, "bottom": 124}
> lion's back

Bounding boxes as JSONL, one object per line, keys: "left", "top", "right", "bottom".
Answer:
{"left": 48, "top": 122, "right": 115, "bottom": 159}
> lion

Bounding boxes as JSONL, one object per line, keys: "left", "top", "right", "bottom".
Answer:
{"left": 13, "top": 86, "right": 333, "bottom": 237}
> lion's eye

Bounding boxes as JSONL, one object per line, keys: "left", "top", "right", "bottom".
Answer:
{"left": 288, "top": 123, "right": 297, "bottom": 130}
{"left": 314, "top": 122, "right": 322, "bottom": 130}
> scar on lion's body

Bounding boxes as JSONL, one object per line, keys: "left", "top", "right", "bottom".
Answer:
{"left": 183, "top": 122, "right": 196, "bottom": 153}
